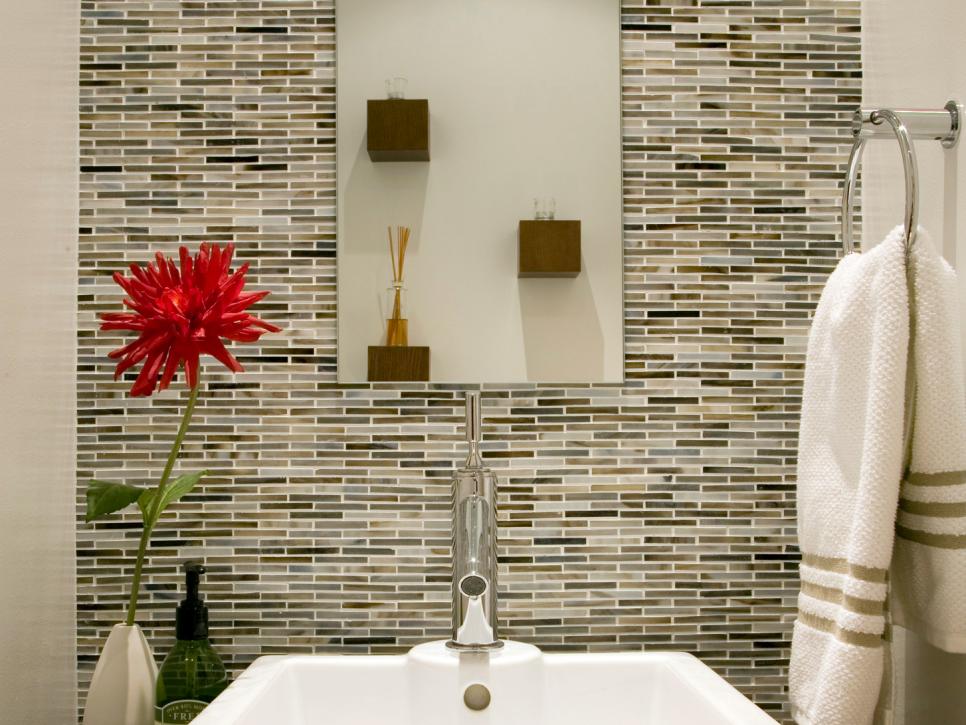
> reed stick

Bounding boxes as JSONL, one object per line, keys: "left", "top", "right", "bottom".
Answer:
{"left": 388, "top": 226, "right": 397, "bottom": 282}
{"left": 386, "top": 225, "right": 411, "bottom": 346}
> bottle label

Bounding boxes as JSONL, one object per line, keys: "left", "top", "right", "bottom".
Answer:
{"left": 155, "top": 699, "right": 207, "bottom": 723}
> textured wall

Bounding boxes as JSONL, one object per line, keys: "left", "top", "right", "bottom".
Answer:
{"left": 2, "top": 2, "right": 79, "bottom": 722}
{"left": 77, "top": 1, "right": 862, "bottom": 721}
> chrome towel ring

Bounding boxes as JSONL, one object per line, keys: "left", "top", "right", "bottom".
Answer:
{"left": 841, "top": 100, "right": 961, "bottom": 255}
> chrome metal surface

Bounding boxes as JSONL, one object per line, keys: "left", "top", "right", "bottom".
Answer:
{"left": 942, "top": 100, "right": 962, "bottom": 149}
{"left": 841, "top": 137, "right": 866, "bottom": 255}
{"left": 841, "top": 100, "right": 960, "bottom": 254}
{"left": 851, "top": 103, "right": 960, "bottom": 145}
{"left": 463, "top": 390, "right": 483, "bottom": 469}
{"left": 447, "top": 392, "right": 502, "bottom": 650}
{"left": 870, "top": 109, "right": 919, "bottom": 251}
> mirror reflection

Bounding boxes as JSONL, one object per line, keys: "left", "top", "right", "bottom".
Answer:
{"left": 336, "top": 0, "right": 623, "bottom": 383}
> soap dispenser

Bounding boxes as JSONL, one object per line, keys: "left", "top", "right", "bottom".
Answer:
{"left": 155, "top": 562, "right": 228, "bottom": 723}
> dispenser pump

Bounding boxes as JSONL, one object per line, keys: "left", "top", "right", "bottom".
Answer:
{"left": 176, "top": 561, "right": 209, "bottom": 641}
{"left": 156, "top": 560, "right": 228, "bottom": 718}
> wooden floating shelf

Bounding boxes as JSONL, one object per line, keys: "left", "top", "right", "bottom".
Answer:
{"left": 518, "top": 220, "right": 581, "bottom": 278}
{"left": 367, "top": 345, "right": 431, "bottom": 382}
{"left": 367, "top": 99, "right": 430, "bottom": 162}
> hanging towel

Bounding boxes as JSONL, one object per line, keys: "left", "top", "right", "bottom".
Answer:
{"left": 789, "top": 226, "right": 966, "bottom": 725}
{"left": 789, "top": 226, "right": 909, "bottom": 725}
{"left": 889, "top": 228, "right": 966, "bottom": 652}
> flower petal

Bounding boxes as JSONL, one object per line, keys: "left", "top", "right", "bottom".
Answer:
{"left": 201, "top": 336, "right": 244, "bottom": 373}
{"left": 158, "top": 342, "right": 184, "bottom": 391}
{"left": 184, "top": 350, "right": 200, "bottom": 390}
{"left": 102, "top": 243, "right": 276, "bottom": 396}
{"left": 129, "top": 347, "right": 167, "bottom": 397}
{"left": 226, "top": 289, "right": 269, "bottom": 313}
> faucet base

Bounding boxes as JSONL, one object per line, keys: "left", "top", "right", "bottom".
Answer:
{"left": 444, "top": 639, "right": 505, "bottom": 652}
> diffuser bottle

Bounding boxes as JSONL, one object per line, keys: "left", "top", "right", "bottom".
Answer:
{"left": 155, "top": 562, "right": 228, "bottom": 724}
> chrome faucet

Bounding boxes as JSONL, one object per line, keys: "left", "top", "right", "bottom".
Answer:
{"left": 447, "top": 391, "right": 502, "bottom": 650}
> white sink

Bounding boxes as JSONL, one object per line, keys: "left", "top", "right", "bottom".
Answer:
{"left": 193, "top": 641, "right": 777, "bottom": 724}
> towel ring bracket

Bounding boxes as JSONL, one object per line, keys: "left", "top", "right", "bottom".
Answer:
{"left": 841, "top": 100, "right": 961, "bottom": 255}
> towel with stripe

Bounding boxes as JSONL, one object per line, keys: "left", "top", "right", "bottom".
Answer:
{"left": 890, "top": 228, "right": 966, "bottom": 653}
{"left": 789, "top": 226, "right": 966, "bottom": 725}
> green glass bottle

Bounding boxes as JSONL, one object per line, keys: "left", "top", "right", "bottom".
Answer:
{"left": 155, "top": 562, "right": 228, "bottom": 724}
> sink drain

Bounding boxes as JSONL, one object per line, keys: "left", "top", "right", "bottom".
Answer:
{"left": 463, "top": 683, "right": 491, "bottom": 711}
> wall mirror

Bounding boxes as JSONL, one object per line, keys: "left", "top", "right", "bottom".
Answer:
{"left": 337, "top": 0, "right": 622, "bottom": 383}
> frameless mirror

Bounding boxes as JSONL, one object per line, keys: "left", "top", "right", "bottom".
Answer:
{"left": 337, "top": 0, "right": 622, "bottom": 383}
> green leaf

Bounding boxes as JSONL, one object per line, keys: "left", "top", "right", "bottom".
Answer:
{"left": 85, "top": 480, "right": 145, "bottom": 523}
{"left": 136, "top": 488, "right": 156, "bottom": 521}
{"left": 139, "top": 470, "right": 208, "bottom": 526}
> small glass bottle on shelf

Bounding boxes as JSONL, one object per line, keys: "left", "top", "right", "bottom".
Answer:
{"left": 533, "top": 197, "right": 556, "bottom": 220}
{"left": 384, "top": 283, "right": 409, "bottom": 347}
{"left": 385, "top": 77, "right": 408, "bottom": 100}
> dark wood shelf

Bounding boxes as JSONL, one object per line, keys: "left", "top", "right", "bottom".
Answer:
{"left": 367, "top": 345, "right": 431, "bottom": 381}
{"left": 518, "top": 220, "right": 581, "bottom": 277}
{"left": 367, "top": 99, "right": 430, "bottom": 162}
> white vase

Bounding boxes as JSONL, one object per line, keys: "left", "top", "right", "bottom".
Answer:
{"left": 83, "top": 623, "right": 158, "bottom": 725}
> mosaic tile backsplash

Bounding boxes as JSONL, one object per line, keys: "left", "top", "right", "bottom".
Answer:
{"left": 77, "top": 1, "right": 862, "bottom": 721}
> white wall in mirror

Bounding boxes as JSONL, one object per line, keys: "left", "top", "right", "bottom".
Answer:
{"left": 337, "top": 0, "right": 623, "bottom": 383}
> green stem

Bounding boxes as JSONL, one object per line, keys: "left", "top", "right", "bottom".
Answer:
{"left": 125, "top": 385, "right": 201, "bottom": 627}
{"left": 125, "top": 522, "right": 155, "bottom": 628}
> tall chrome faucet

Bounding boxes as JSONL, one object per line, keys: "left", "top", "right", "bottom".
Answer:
{"left": 447, "top": 391, "right": 502, "bottom": 650}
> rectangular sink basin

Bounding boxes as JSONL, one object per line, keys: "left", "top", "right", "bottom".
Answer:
{"left": 193, "top": 641, "right": 777, "bottom": 724}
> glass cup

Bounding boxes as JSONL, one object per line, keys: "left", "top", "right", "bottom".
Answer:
{"left": 386, "top": 77, "right": 408, "bottom": 100}
{"left": 533, "top": 197, "right": 557, "bottom": 220}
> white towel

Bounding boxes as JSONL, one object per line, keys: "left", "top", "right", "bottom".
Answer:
{"left": 890, "top": 227, "right": 966, "bottom": 651}
{"left": 789, "top": 226, "right": 966, "bottom": 725}
{"left": 789, "top": 227, "right": 909, "bottom": 725}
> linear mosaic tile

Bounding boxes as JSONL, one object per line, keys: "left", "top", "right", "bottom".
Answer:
{"left": 77, "top": 1, "right": 862, "bottom": 721}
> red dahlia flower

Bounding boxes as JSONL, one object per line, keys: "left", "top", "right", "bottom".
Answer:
{"left": 101, "top": 243, "right": 281, "bottom": 396}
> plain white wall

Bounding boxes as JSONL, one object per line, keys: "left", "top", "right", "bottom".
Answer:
{"left": 336, "top": 0, "right": 623, "bottom": 383}
{"left": 0, "top": 1, "right": 78, "bottom": 721}
{"left": 862, "top": 1, "right": 966, "bottom": 721}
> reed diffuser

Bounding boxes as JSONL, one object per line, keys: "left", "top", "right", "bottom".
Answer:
{"left": 386, "top": 225, "right": 410, "bottom": 346}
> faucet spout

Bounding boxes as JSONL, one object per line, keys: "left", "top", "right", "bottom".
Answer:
{"left": 448, "top": 392, "right": 502, "bottom": 650}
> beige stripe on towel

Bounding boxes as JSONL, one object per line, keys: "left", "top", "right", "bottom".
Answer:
{"left": 801, "top": 553, "right": 888, "bottom": 583}
{"left": 905, "top": 470, "right": 966, "bottom": 486}
{"left": 800, "top": 581, "right": 885, "bottom": 617}
{"left": 898, "top": 498, "right": 966, "bottom": 517}
{"left": 895, "top": 526, "right": 966, "bottom": 549}
{"left": 798, "top": 611, "right": 883, "bottom": 649}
